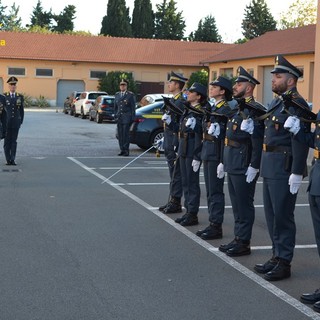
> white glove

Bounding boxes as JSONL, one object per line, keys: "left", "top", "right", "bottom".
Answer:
{"left": 288, "top": 173, "right": 303, "bottom": 194}
{"left": 186, "top": 117, "right": 196, "bottom": 130}
{"left": 155, "top": 137, "right": 164, "bottom": 148}
{"left": 217, "top": 163, "right": 225, "bottom": 179}
{"left": 284, "top": 116, "right": 300, "bottom": 135}
{"left": 240, "top": 118, "right": 254, "bottom": 134}
{"left": 245, "top": 165, "right": 259, "bottom": 183}
{"left": 192, "top": 160, "right": 201, "bottom": 172}
{"left": 162, "top": 113, "right": 171, "bottom": 125}
{"left": 208, "top": 122, "right": 220, "bottom": 138}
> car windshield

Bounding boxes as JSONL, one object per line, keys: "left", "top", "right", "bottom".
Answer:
{"left": 88, "top": 92, "right": 107, "bottom": 100}
{"left": 102, "top": 98, "right": 114, "bottom": 104}
{"left": 136, "top": 102, "right": 164, "bottom": 115}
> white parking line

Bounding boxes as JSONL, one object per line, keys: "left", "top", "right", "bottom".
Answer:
{"left": 68, "top": 156, "right": 320, "bottom": 320}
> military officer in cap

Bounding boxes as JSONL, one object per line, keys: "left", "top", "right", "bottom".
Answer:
{"left": 159, "top": 71, "right": 188, "bottom": 214}
{"left": 114, "top": 79, "right": 136, "bottom": 156}
{"left": 3, "top": 76, "right": 24, "bottom": 165}
{"left": 254, "top": 55, "right": 310, "bottom": 281}
{"left": 196, "top": 76, "right": 232, "bottom": 240}
{"left": 218, "top": 67, "right": 265, "bottom": 256}
{"left": 284, "top": 111, "right": 320, "bottom": 311}
{"left": 174, "top": 82, "right": 207, "bottom": 226}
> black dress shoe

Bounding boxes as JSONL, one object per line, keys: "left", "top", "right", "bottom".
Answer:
{"left": 196, "top": 224, "right": 212, "bottom": 237}
{"left": 199, "top": 224, "right": 222, "bottom": 240}
{"left": 11, "top": 160, "right": 16, "bottom": 165}
{"left": 163, "top": 202, "right": 182, "bottom": 214}
{"left": 175, "top": 213, "right": 188, "bottom": 224}
{"left": 179, "top": 213, "right": 198, "bottom": 226}
{"left": 6, "top": 161, "right": 11, "bottom": 165}
{"left": 123, "top": 152, "right": 129, "bottom": 156}
{"left": 313, "top": 300, "right": 320, "bottom": 313}
{"left": 219, "top": 238, "right": 239, "bottom": 253}
{"left": 159, "top": 203, "right": 168, "bottom": 212}
{"left": 264, "top": 259, "right": 291, "bottom": 281}
{"left": 118, "top": 151, "right": 124, "bottom": 156}
{"left": 254, "top": 257, "right": 278, "bottom": 274}
{"left": 301, "top": 289, "right": 320, "bottom": 304}
{"left": 226, "top": 240, "right": 251, "bottom": 257}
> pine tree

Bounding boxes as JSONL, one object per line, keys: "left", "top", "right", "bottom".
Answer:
{"left": 242, "top": 0, "right": 277, "bottom": 39}
{"left": 52, "top": 5, "right": 76, "bottom": 33}
{"left": 100, "top": 0, "right": 132, "bottom": 37}
{"left": 190, "top": 15, "right": 221, "bottom": 42}
{"left": 0, "top": 3, "right": 22, "bottom": 31}
{"left": 29, "top": 0, "right": 52, "bottom": 29}
{"left": 132, "top": 0, "right": 154, "bottom": 38}
{"left": 154, "top": 0, "right": 186, "bottom": 40}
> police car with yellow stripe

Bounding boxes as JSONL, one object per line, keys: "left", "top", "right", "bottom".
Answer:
{"left": 129, "top": 101, "right": 164, "bottom": 150}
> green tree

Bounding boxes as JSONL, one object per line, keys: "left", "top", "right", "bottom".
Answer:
{"left": 0, "top": 0, "right": 7, "bottom": 30}
{"left": 98, "top": 71, "right": 136, "bottom": 95}
{"left": 154, "top": 0, "right": 185, "bottom": 40}
{"left": 29, "top": 0, "right": 52, "bottom": 29}
{"left": 278, "top": 0, "right": 317, "bottom": 29}
{"left": 52, "top": 5, "right": 76, "bottom": 33}
{"left": 132, "top": 0, "right": 154, "bottom": 38}
{"left": 100, "top": 0, "right": 132, "bottom": 37}
{"left": 3, "top": 3, "right": 22, "bottom": 30}
{"left": 242, "top": 0, "right": 277, "bottom": 40}
{"left": 189, "top": 15, "right": 221, "bottom": 42}
{"left": 187, "top": 69, "right": 209, "bottom": 88}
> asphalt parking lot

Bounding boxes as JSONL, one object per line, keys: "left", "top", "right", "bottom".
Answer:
{"left": 1, "top": 109, "right": 320, "bottom": 319}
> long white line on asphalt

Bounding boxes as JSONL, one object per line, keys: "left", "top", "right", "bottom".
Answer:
{"left": 68, "top": 156, "right": 320, "bottom": 320}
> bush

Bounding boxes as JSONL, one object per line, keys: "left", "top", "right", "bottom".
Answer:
{"left": 34, "top": 95, "right": 50, "bottom": 108}
{"left": 21, "top": 93, "right": 33, "bottom": 108}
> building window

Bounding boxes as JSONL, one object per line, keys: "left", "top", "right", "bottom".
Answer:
{"left": 211, "top": 71, "right": 217, "bottom": 81}
{"left": 36, "top": 68, "right": 53, "bottom": 77}
{"left": 247, "top": 68, "right": 254, "bottom": 77}
{"left": 90, "top": 70, "right": 106, "bottom": 79}
{"left": 220, "top": 68, "right": 233, "bottom": 78}
{"left": 8, "top": 67, "right": 25, "bottom": 76}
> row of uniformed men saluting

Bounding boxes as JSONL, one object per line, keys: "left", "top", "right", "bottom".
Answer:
{"left": 158, "top": 55, "right": 320, "bottom": 313}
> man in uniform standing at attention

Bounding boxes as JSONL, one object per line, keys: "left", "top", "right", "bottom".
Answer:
{"left": 3, "top": 76, "right": 24, "bottom": 165}
{"left": 254, "top": 55, "right": 310, "bottom": 281}
{"left": 159, "top": 71, "right": 188, "bottom": 214}
{"left": 114, "top": 79, "right": 136, "bottom": 156}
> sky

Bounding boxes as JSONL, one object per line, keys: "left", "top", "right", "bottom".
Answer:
{"left": 3, "top": 0, "right": 315, "bottom": 42}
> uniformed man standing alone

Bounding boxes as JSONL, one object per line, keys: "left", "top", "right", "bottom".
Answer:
{"left": 114, "top": 79, "right": 136, "bottom": 156}
{"left": 3, "top": 76, "right": 24, "bottom": 165}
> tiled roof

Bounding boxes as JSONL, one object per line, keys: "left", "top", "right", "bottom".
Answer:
{"left": 203, "top": 24, "right": 316, "bottom": 63}
{"left": 0, "top": 31, "right": 236, "bottom": 67}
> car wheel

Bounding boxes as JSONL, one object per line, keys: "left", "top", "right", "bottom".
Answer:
{"left": 150, "top": 129, "right": 164, "bottom": 152}
{"left": 96, "top": 114, "right": 102, "bottom": 124}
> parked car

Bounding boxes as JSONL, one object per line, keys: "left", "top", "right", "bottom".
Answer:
{"left": 89, "top": 95, "right": 115, "bottom": 123}
{"left": 63, "top": 91, "right": 82, "bottom": 115}
{"left": 129, "top": 101, "right": 164, "bottom": 150}
{"left": 74, "top": 91, "right": 107, "bottom": 118}
{"left": 137, "top": 93, "right": 172, "bottom": 108}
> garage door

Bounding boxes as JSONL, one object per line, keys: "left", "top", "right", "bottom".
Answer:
{"left": 57, "top": 80, "right": 85, "bottom": 108}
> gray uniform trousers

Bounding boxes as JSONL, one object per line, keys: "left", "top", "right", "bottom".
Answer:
{"left": 228, "top": 173, "right": 257, "bottom": 241}
{"left": 203, "top": 160, "right": 225, "bottom": 224}
{"left": 263, "top": 178, "right": 297, "bottom": 262}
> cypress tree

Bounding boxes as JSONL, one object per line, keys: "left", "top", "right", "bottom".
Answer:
{"left": 132, "top": 0, "right": 154, "bottom": 38}
{"left": 100, "top": 0, "right": 132, "bottom": 37}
